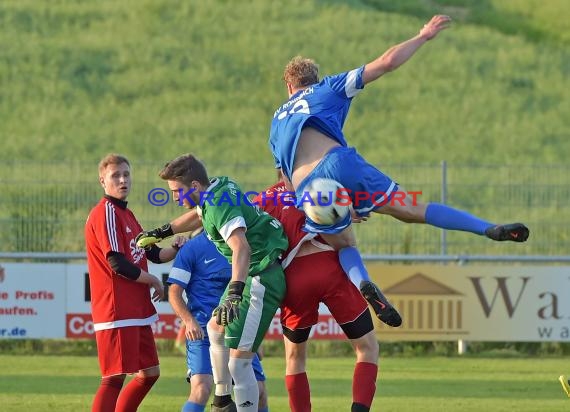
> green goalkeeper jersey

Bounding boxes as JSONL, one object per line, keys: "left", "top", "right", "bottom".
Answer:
{"left": 198, "top": 176, "right": 288, "bottom": 276}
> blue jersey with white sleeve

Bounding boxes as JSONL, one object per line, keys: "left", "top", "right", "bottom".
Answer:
{"left": 269, "top": 66, "right": 365, "bottom": 180}
{"left": 167, "top": 232, "right": 232, "bottom": 329}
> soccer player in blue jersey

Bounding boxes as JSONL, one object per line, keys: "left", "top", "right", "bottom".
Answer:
{"left": 168, "top": 229, "right": 270, "bottom": 412}
{"left": 269, "top": 14, "right": 529, "bottom": 320}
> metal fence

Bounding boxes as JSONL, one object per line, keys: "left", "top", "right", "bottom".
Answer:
{"left": 1, "top": 160, "right": 568, "bottom": 255}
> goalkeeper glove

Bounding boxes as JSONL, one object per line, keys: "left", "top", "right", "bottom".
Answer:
{"left": 135, "top": 223, "right": 174, "bottom": 249}
{"left": 213, "top": 281, "right": 245, "bottom": 326}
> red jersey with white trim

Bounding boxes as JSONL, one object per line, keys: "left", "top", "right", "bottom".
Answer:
{"left": 85, "top": 196, "right": 157, "bottom": 330}
{"left": 253, "top": 182, "right": 327, "bottom": 267}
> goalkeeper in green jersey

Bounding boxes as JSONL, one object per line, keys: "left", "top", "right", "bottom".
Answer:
{"left": 153, "top": 154, "right": 287, "bottom": 412}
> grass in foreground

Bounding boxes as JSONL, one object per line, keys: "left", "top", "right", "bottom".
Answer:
{"left": 0, "top": 354, "right": 568, "bottom": 411}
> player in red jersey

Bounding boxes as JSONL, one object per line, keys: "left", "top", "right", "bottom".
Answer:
{"left": 252, "top": 181, "right": 379, "bottom": 412}
{"left": 85, "top": 154, "right": 185, "bottom": 412}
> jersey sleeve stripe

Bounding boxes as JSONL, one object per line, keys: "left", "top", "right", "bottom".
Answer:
{"left": 166, "top": 277, "right": 188, "bottom": 289}
{"left": 105, "top": 201, "right": 120, "bottom": 252}
{"left": 168, "top": 267, "right": 191, "bottom": 286}
{"left": 345, "top": 68, "right": 362, "bottom": 98}
{"left": 219, "top": 216, "right": 247, "bottom": 242}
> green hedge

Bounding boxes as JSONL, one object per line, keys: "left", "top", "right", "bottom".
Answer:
{"left": 3, "top": 339, "right": 570, "bottom": 358}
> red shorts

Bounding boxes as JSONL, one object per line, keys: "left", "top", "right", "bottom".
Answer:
{"left": 281, "top": 251, "right": 368, "bottom": 331}
{"left": 95, "top": 325, "right": 159, "bottom": 377}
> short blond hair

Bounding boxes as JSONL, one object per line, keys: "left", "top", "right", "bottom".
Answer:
{"left": 98, "top": 153, "right": 130, "bottom": 176}
{"left": 283, "top": 56, "right": 319, "bottom": 88}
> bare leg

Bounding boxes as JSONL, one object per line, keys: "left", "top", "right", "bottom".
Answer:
{"left": 373, "top": 187, "right": 529, "bottom": 241}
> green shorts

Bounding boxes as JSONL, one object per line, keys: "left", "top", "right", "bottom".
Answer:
{"left": 222, "top": 263, "right": 286, "bottom": 352}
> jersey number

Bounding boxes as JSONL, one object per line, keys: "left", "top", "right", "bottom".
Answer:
{"left": 277, "top": 99, "right": 310, "bottom": 120}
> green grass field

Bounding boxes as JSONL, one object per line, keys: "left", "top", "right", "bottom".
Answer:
{"left": 1, "top": 0, "right": 569, "bottom": 256}
{"left": 1, "top": 0, "right": 568, "bottom": 165}
{"left": 0, "top": 354, "right": 568, "bottom": 411}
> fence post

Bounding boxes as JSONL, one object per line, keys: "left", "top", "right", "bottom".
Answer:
{"left": 441, "top": 160, "right": 448, "bottom": 256}
{"left": 457, "top": 255, "right": 468, "bottom": 355}
{"left": 440, "top": 161, "right": 465, "bottom": 353}
{"left": 457, "top": 339, "right": 468, "bottom": 355}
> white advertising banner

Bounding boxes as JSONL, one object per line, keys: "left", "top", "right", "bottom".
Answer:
{"left": 2, "top": 262, "right": 570, "bottom": 342}
{"left": 65, "top": 263, "right": 177, "bottom": 339}
{"left": 0, "top": 263, "right": 67, "bottom": 338}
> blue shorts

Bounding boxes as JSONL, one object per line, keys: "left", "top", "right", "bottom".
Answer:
{"left": 296, "top": 146, "right": 398, "bottom": 234}
{"left": 186, "top": 338, "right": 265, "bottom": 381}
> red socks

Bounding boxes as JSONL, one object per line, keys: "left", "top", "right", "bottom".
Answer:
{"left": 285, "top": 372, "right": 311, "bottom": 412}
{"left": 352, "top": 362, "right": 377, "bottom": 410}
{"left": 92, "top": 375, "right": 124, "bottom": 412}
{"left": 115, "top": 375, "right": 159, "bottom": 412}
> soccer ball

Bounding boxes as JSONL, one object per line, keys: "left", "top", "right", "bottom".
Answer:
{"left": 302, "top": 178, "right": 350, "bottom": 226}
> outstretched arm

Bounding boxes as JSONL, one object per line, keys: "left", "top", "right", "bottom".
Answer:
{"left": 136, "top": 209, "right": 201, "bottom": 249}
{"left": 362, "top": 14, "right": 451, "bottom": 85}
{"left": 171, "top": 209, "right": 202, "bottom": 233}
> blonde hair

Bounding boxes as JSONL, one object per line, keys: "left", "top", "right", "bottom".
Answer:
{"left": 98, "top": 154, "right": 130, "bottom": 176}
{"left": 283, "top": 56, "right": 319, "bottom": 88}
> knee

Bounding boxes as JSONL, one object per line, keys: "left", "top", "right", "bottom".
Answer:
{"left": 286, "top": 345, "right": 303, "bottom": 363}
{"left": 139, "top": 366, "right": 160, "bottom": 379}
{"left": 322, "top": 231, "right": 356, "bottom": 250}
{"left": 207, "top": 318, "right": 224, "bottom": 336}
{"left": 101, "top": 374, "right": 125, "bottom": 389}
{"left": 392, "top": 206, "right": 425, "bottom": 223}
{"left": 286, "top": 347, "right": 307, "bottom": 374}
{"left": 191, "top": 380, "right": 213, "bottom": 404}
{"left": 354, "top": 335, "right": 379, "bottom": 363}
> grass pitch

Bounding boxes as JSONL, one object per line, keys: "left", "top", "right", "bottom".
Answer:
{"left": 0, "top": 354, "right": 568, "bottom": 411}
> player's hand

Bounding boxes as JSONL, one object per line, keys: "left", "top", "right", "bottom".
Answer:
{"left": 171, "top": 235, "right": 187, "bottom": 252}
{"left": 419, "top": 15, "right": 452, "bottom": 41}
{"left": 213, "top": 281, "right": 245, "bottom": 326}
{"left": 184, "top": 318, "right": 205, "bottom": 341}
{"left": 149, "top": 276, "right": 165, "bottom": 302}
{"left": 136, "top": 223, "right": 175, "bottom": 249}
{"left": 351, "top": 206, "right": 369, "bottom": 223}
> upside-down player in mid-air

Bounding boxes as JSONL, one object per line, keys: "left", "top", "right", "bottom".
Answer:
{"left": 268, "top": 15, "right": 529, "bottom": 326}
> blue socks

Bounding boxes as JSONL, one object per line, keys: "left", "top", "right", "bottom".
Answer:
{"left": 258, "top": 408, "right": 269, "bottom": 412}
{"left": 338, "top": 246, "right": 370, "bottom": 287}
{"left": 425, "top": 203, "right": 493, "bottom": 235}
{"left": 182, "top": 401, "right": 205, "bottom": 412}
{"left": 338, "top": 205, "right": 492, "bottom": 287}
